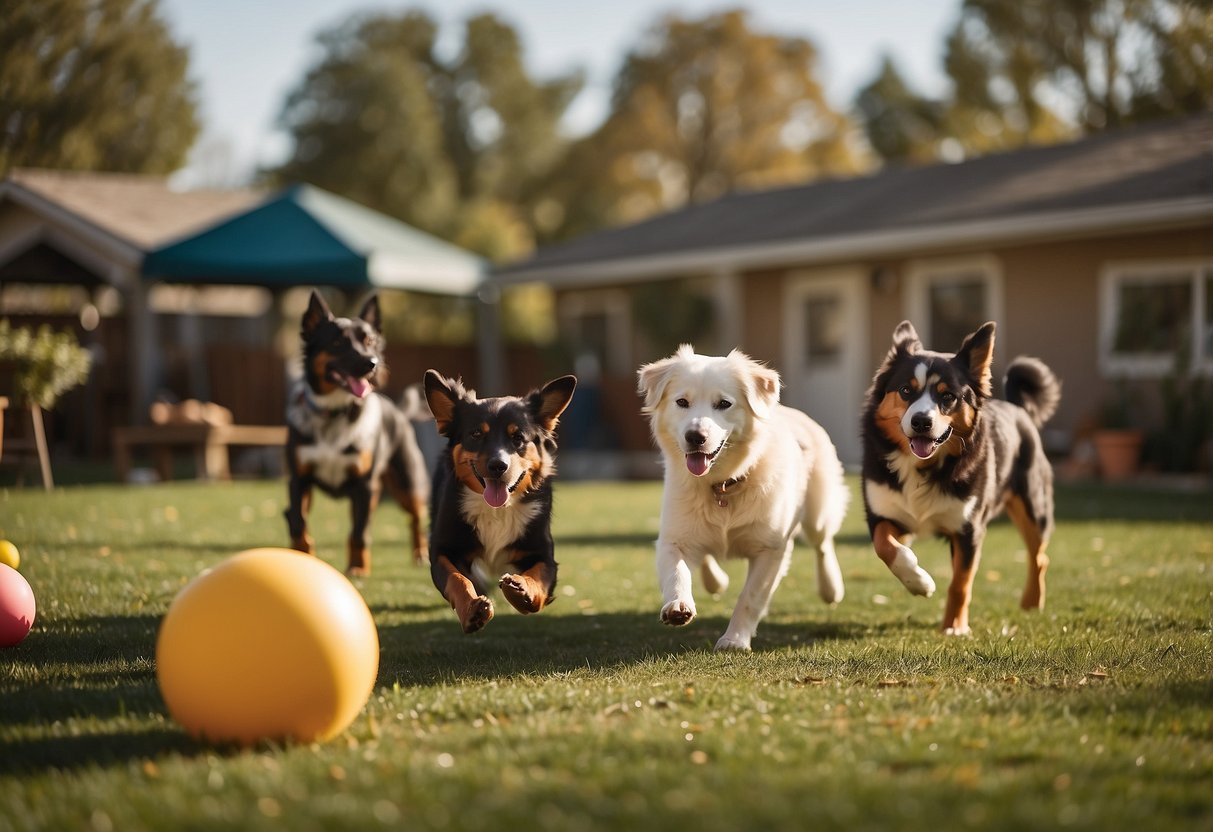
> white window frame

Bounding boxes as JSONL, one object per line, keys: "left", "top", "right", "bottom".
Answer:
{"left": 557, "top": 289, "right": 632, "bottom": 377}
{"left": 1098, "top": 259, "right": 1213, "bottom": 378}
{"left": 904, "top": 254, "right": 1005, "bottom": 353}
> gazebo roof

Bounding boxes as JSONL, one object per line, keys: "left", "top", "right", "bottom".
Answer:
{"left": 143, "top": 184, "right": 485, "bottom": 293}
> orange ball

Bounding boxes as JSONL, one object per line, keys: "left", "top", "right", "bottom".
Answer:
{"left": 156, "top": 548, "right": 379, "bottom": 745}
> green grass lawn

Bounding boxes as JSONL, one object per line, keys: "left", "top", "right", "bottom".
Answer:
{"left": 1, "top": 477, "right": 1211, "bottom": 831}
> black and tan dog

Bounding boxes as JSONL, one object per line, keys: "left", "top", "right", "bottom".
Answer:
{"left": 861, "top": 321, "right": 1061, "bottom": 634}
{"left": 422, "top": 370, "right": 576, "bottom": 633}
{"left": 284, "top": 291, "right": 429, "bottom": 575}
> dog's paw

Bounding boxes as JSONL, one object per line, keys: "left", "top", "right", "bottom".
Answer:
{"left": 461, "top": 596, "right": 494, "bottom": 633}
{"left": 817, "top": 558, "right": 845, "bottom": 605}
{"left": 701, "top": 557, "right": 729, "bottom": 595}
{"left": 345, "top": 566, "right": 369, "bottom": 579}
{"left": 714, "top": 634, "right": 752, "bottom": 652}
{"left": 500, "top": 574, "right": 543, "bottom": 614}
{"left": 901, "top": 568, "right": 936, "bottom": 597}
{"left": 413, "top": 546, "right": 430, "bottom": 567}
{"left": 942, "top": 624, "right": 972, "bottom": 637}
{"left": 890, "top": 548, "right": 936, "bottom": 597}
{"left": 660, "top": 600, "right": 696, "bottom": 627}
{"left": 290, "top": 535, "right": 315, "bottom": 556}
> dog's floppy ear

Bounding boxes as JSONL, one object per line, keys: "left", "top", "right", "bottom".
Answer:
{"left": 892, "top": 320, "right": 921, "bottom": 355}
{"left": 302, "top": 290, "right": 333, "bottom": 336}
{"left": 954, "top": 322, "right": 996, "bottom": 397}
{"left": 637, "top": 345, "right": 693, "bottom": 412}
{"left": 358, "top": 294, "right": 382, "bottom": 333}
{"left": 729, "top": 349, "right": 781, "bottom": 420}
{"left": 529, "top": 375, "right": 577, "bottom": 433}
{"left": 423, "top": 370, "right": 462, "bottom": 437}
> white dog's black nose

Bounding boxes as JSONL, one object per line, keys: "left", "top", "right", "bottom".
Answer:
{"left": 685, "top": 428, "right": 708, "bottom": 448}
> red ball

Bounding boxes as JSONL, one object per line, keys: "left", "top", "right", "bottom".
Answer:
{"left": 0, "top": 563, "right": 35, "bottom": 647}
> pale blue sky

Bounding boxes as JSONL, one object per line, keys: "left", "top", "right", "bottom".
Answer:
{"left": 160, "top": 0, "right": 962, "bottom": 186}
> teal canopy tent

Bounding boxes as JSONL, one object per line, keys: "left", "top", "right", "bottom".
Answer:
{"left": 142, "top": 184, "right": 484, "bottom": 294}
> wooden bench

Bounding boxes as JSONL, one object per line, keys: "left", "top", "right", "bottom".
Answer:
{"left": 112, "top": 423, "right": 287, "bottom": 482}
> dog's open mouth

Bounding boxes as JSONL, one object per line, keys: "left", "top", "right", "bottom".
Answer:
{"left": 686, "top": 440, "right": 726, "bottom": 477}
{"left": 909, "top": 427, "right": 952, "bottom": 459}
{"left": 330, "top": 370, "right": 372, "bottom": 399}
{"left": 471, "top": 462, "right": 525, "bottom": 508}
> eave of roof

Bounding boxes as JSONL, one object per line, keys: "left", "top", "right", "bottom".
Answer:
{"left": 493, "top": 195, "right": 1213, "bottom": 287}
{"left": 491, "top": 113, "right": 1213, "bottom": 288}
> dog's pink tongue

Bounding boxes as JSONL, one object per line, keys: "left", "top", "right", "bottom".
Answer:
{"left": 346, "top": 376, "right": 370, "bottom": 398}
{"left": 686, "top": 452, "right": 711, "bottom": 477}
{"left": 483, "top": 480, "right": 509, "bottom": 508}
{"left": 909, "top": 436, "right": 936, "bottom": 459}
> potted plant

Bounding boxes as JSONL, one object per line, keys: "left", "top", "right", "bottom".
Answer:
{"left": 0, "top": 320, "right": 92, "bottom": 488}
{"left": 1091, "top": 384, "right": 1144, "bottom": 481}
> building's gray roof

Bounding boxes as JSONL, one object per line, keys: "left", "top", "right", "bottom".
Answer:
{"left": 494, "top": 112, "right": 1213, "bottom": 286}
{"left": 6, "top": 168, "right": 265, "bottom": 250}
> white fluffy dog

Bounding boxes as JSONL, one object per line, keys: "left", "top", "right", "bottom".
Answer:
{"left": 637, "top": 345, "right": 849, "bottom": 651}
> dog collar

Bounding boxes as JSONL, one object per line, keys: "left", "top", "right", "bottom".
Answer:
{"left": 711, "top": 474, "right": 748, "bottom": 508}
{"left": 300, "top": 386, "right": 361, "bottom": 418}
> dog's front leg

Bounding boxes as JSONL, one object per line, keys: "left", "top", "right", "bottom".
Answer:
{"left": 872, "top": 519, "right": 936, "bottom": 597}
{"left": 432, "top": 555, "right": 493, "bottom": 633}
{"left": 285, "top": 474, "right": 314, "bottom": 555}
{"left": 715, "top": 541, "right": 792, "bottom": 652}
{"left": 657, "top": 537, "right": 696, "bottom": 626}
{"left": 346, "top": 484, "right": 380, "bottom": 577}
{"left": 942, "top": 529, "right": 983, "bottom": 636}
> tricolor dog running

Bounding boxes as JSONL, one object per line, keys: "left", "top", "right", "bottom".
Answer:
{"left": 861, "top": 321, "right": 1062, "bottom": 634}
{"left": 423, "top": 371, "right": 576, "bottom": 633}
{"left": 284, "top": 291, "right": 430, "bottom": 575}
{"left": 638, "top": 346, "right": 848, "bottom": 651}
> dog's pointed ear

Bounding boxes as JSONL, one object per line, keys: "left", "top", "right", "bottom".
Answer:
{"left": 423, "top": 370, "right": 460, "bottom": 437}
{"left": 302, "top": 290, "right": 333, "bottom": 336}
{"left": 358, "top": 294, "right": 382, "bottom": 333}
{"left": 892, "top": 321, "right": 921, "bottom": 355}
{"left": 954, "top": 322, "right": 996, "bottom": 397}
{"left": 529, "top": 375, "right": 577, "bottom": 433}
{"left": 730, "top": 350, "right": 780, "bottom": 419}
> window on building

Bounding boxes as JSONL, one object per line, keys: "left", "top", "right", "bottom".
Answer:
{"left": 1100, "top": 262, "right": 1213, "bottom": 376}
{"left": 804, "top": 295, "right": 843, "bottom": 361}
{"left": 906, "top": 256, "right": 1003, "bottom": 352}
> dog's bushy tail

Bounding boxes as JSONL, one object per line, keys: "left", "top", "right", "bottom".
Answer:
{"left": 1003, "top": 357, "right": 1061, "bottom": 427}
{"left": 399, "top": 382, "right": 433, "bottom": 422}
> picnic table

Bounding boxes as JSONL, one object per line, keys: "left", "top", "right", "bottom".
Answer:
{"left": 112, "top": 400, "right": 286, "bottom": 482}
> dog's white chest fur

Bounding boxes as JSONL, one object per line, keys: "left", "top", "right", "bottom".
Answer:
{"left": 290, "top": 387, "right": 382, "bottom": 489}
{"left": 865, "top": 452, "right": 976, "bottom": 536}
{"left": 459, "top": 489, "right": 540, "bottom": 584}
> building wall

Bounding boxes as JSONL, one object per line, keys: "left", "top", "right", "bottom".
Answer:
{"left": 548, "top": 222, "right": 1211, "bottom": 467}
{"left": 774, "top": 224, "right": 1213, "bottom": 454}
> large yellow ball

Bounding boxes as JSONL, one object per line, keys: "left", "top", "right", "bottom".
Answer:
{"left": 156, "top": 548, "right": 379, "bottom": 746}
{"left": 0, "top": 540, "right": 19, "bottom": 570}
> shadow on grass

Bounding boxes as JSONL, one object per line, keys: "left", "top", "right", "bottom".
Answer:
{"left": 0, "top": 614, "right": 163, "bottom": 727}
{"left": 0, "top": 729, "right": 201, "bottom": 775}
{"left": 1054, "top": 482, "right": 1213, "bottom": 522}
{"left": 373, "top": 609, "right": 873, "bottom": 688}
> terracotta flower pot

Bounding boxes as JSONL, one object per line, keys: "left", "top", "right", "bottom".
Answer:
{"left": 1092, "top": 429, "right": 1143, "bottom": 481}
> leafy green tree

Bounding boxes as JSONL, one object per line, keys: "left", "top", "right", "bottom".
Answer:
{"left": 0, "top": 0, "right": 199, "bottom": 175}
{"left": 270, "top": 10, "right": 581, "bottom": 262}
{"left": 545, "top": 9, "right": 865, "bottom": 236}
{"left": 944, "top": 0, "right": 1213, "bottom": 135}
{"left": 854, "top": 56, "right": 949, "bottom": 165}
